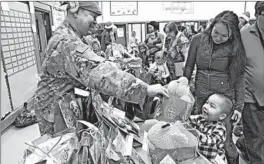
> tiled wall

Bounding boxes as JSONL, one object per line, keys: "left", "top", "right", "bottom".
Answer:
{"left": 1, "top": 9, "right": 36, "bottom": 76}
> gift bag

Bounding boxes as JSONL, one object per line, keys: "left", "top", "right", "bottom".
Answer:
{"left": 157, "top": 81, "right": 195, "bottom": 122}
{"left": 147, "top": 121, "right": 198, "bottom": 164}
{"left": 22, "top": 130, "right": 78, "bottom": 164}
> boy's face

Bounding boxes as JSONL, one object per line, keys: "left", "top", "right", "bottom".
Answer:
{"left": 155, "top": 53, "right": 164, "bottom": 65}
{"left": 149, "top": 32, "right": 155, "bottom": 39}
{"left": 201, "top": 94, "right": 226, "bottom": 122}
{"left": 139, "top": 46, "right": 146, "bottom": 53}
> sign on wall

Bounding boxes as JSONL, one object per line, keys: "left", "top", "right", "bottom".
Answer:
{"left": 110, "top": 2, "right": 138, "bottom": 16}
{"left": 163, "top": 2, "right": 194, "bottom": 14}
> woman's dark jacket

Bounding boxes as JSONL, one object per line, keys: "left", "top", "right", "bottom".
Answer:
{"left": 183, "top": 33, "right": 244, "bottom": 112}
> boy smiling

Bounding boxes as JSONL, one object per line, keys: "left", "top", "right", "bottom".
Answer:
{"left": 189, "top": 94, "right": 233, "bottom": 163}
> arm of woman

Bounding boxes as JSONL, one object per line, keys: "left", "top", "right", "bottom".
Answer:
{"left": 232, "top": 73, "right": 245, "bottom": 123}
{"left": 183, "top": 34, "right": 200, "bottom": 80}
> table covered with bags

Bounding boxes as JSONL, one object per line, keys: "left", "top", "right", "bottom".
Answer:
{"left": 19, "top": 44, "right": 212, "bottom": 164}
{"left": 19, "top": 80, "right": 214, "bottom": 164}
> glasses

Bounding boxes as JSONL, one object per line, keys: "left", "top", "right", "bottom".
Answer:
{"left": 81, "top": 8, "right": 98, "bottom": 21}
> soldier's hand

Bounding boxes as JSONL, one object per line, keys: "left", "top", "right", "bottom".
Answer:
{"left": 147, "top": 84, "right": 169, "bottom": 98}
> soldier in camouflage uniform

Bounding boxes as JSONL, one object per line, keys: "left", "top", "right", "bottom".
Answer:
{"left": 34, "top": 1, "right": 169, "bottom": 136}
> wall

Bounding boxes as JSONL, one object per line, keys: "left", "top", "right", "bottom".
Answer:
{"left": 0, "top": 2, "right": 39, "bottom": 121}
{"left": 100, "top": 2, "right": 247, "bottom": 23}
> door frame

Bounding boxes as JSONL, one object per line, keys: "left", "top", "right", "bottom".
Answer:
{"left": 115, "top": 24, "right": 128, "bottom": 47}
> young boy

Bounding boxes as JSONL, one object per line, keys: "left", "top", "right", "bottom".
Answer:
{"left": 189, "top": 93, "right": 233, "bottom": 164}
{"left": 149, "top": 51, "right": 171, "bottom": 85}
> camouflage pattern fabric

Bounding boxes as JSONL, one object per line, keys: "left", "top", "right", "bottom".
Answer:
{"left": 34, "top": 20, "right": 148, "bottom": 136}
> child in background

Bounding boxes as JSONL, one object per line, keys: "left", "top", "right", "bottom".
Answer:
{"left": 137, "top": 42, "right": 149, "bottom": 68}
{"left": 92, "top": 41, "right": 106, "bottom": 58}
{"left": 149, "top": 51, "right": 171, "bottom": 85}
{"left": 146, "top": 31, "right": 163, "bottom": 64}
{"left": 189, "top": 93, "right": 233, "bottom": 164}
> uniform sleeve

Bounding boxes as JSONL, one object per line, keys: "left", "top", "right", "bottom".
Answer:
{"left": 67, "top": 41, "right": 149, "bottom": 106}
{"left": 183, "top": 34, "right": 200, "bottom": 80}
{"left": 199, "top": 123, "right": 226, "bottom": 145}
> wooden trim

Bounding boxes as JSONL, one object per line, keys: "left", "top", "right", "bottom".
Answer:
{"left": 34, "top": 2, "right": 53, "bottom": 26}
{"left": 140, "top": 24, "right": 143, "bottom": 43}
{"left": 33, "top": 2, "right": 51, "bottom": 13}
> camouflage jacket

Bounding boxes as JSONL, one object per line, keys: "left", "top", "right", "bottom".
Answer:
{"left": 34, "top": 20, "right": 148, "bottom": 135}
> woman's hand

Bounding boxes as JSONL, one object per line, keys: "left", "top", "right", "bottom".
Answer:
{"left": 147, "top": 84, "right": 169, "bottom": 98}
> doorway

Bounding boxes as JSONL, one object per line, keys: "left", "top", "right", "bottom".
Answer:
{"left": 35, "top": 10, "right": 52, "bottom": 65}
{"left": 115, "top": 24, "right": 127, "bottom": 47}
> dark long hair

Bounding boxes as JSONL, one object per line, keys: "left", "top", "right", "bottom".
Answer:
{"left": 204, "top": 10, "right": 246, "bottom": 85}
{"left": 165, "top": 22, "right": 179, "bottom": 37}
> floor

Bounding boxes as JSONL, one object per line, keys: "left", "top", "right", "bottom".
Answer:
{"left": 1, "top": 124, "right": 40, "bottom": 164}
{"left": 1, "top": 124, "right": 247, "bottom": 164}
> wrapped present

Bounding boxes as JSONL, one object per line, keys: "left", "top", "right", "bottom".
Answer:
{"left": 156, "top": 81, "right": 195, "bottom": 122}
{"left": 147, "top": 121, "right": 198, "bottom": 164}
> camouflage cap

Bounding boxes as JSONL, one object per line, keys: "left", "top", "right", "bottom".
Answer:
{"left": 65, "top": 1, "right": 102, "bottom": 16}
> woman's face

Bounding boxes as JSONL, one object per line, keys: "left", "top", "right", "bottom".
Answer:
{"left": 165, "top": 27, "right": 176, "bottom": 39}
{"left": 211, "top": 22, "right": 230, "bottom": 44}
{"left": 148, "top": 25, "right": 155, "bottom": 33}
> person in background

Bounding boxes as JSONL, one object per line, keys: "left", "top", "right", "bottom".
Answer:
{"left": 191, "top": 25, "right": 198, "bottom": 35}
{"left": 101, "top": 21, "right": 113, "bottom": 52}
{"left": 177, "top": 10, "right": 246, "bottom": 164}
{"left": 189, "top": 93, "right": 233, "bottom": 163}
{"left": 163, "top": 23, "right": 171, "bottom": 51}
{"left": 233, "top": 11, "right": 251, "bottom": 138}
{"left": 109, "top": 23, "right": 117, "bottom": 43}
{"left": 164, "top": 22, "right": 189, "bottom": 80}
{"left": 239, "top": 11, "right": 251, "bottom": 30}
{"left": 206, "top": 18, "right": 214, "bottom": 29}
{"left": 129, "top": 31, "right": 139, "bottom": 48}
{"left": 145, "top": 21, "right": 165, "bottom": 65}
{"left": 35, "top": 1, "right": 169, "bottom": 136}
{"left": 197, "top": 24, "right": 206, "bottom": 33}
{"left": 236, "top": 2, "right": 264, "bottom": 164}
{"left": 92, "top": 41, "right": 106, "bottom": 58}
{"left": 149, "top": 51, "right": 171, "bottom": 85}
{"left": 137, "top": 42, "right": 149, "bottom": 68}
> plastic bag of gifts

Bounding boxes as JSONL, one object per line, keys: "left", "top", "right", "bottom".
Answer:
{"left": 156, "top": 80, "right": 195, "bottom": 122}
{"left": 141, "top": 120, "right": 198, "bottom": 164}
{"left": 20, "top": 129, "right": 79, "bottom": 164}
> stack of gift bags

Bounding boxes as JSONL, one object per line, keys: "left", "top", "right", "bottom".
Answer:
{"left": 20, "top": 80, "right": 213, "bottom": 164}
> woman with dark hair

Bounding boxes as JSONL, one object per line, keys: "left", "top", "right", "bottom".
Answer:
{"left": 177, "top": 11, "right": 246, "bottom": 164}
{"left": 164, "top": 22, "right": 189, "bottom": 79}
{"left": 145, "top": 21, "right": 165, "bottom": 65}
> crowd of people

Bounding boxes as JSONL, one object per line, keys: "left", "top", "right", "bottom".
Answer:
{"left": 30, "top": 1, "right": 263, "bottom": 164}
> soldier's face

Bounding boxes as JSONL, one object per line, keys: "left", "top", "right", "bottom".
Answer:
{"left": 76, "top": 9, "right": 99, "bottom": 36}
